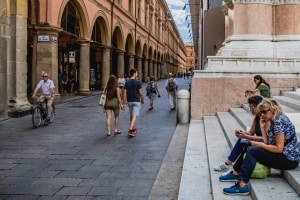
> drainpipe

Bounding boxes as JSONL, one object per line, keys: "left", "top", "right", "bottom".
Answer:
{"left": 110, "top": 0, "right": 114, "bottom": 73}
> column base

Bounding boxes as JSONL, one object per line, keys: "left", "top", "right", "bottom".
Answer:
{"left": 8, "top": 99, "right": 33, "bottom": 118}
{"left": 78, "top": 90, "right": 92, "bottom": 96}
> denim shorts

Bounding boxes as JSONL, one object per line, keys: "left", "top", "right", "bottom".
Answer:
{"left": 127, "top": 102, "right": 141, "bottom": 116}
{"left": 148, "top": 92, "right": 156, "bottom": 100}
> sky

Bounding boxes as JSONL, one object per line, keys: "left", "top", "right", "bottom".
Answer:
{"left": 166, "top": 0, "right": 191, "bottom": 44}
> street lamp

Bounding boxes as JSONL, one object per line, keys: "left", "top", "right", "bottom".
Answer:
{"left": 183, "top": 3, "right": 199, "bottom": 10}
{"left": 187, "top": 22, "right": 198, "bottom": 28}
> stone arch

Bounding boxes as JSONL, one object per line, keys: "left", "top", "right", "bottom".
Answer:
{"left": 112, "top": 25, "right": 124, "bottom": 50}
{"left": 111, "top": 25, "right": 124, "bottom": 76}
{"left": 58, "top": 0, "right": 90, "bottom": 39}
{"left": 90, "top": 11, "right": 110, "bottom": 46}
{"left": 135, "top": 40, "right": 142, "bottom": 57}
{"left": 125, "top": 33, "right": 134, "bottom": 54}
{"left": 142, "top": 43, "right": 148, "bottom": 58}
{"left": 124, "top": 33, "right": 135, "bottom": 75}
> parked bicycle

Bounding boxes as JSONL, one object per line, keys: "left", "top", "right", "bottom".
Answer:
{"left": 32, "top": 96, "right": 55, "bottom": 128}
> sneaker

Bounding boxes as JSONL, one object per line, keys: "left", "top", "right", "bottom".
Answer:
{"left": 45, "top": 117, "right": 50, "bottom": 123}
{"left": 219, "top": 171, "right": 238, "bottom": 182}
{"left": 222, "top": 168, "right": 233, "bottom": 176}
{"left": 223, "top": 183, "right": 249, "bottom": 195}
{"left": 133, "top": 127, "right": 137, "bottom": 133}
{"left": 148, "top": 107, "right": 153, "bottom": 110}
{"left": 128, "top": 129, "right": 136, "bottom": 138}
{"left": 213, "top": 162, "right": 232, "bottom": 171}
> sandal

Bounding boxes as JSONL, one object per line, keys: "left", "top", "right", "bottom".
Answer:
{"left": 114, "top": 131, "right": 121, "bottom": 135}
{"left": 107, "top": 132, "right": 111, "bottom": 136}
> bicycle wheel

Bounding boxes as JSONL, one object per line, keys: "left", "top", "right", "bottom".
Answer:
{"left": 49, "top": 104, "right": 55, "bottom": 123}
{"left": 32, "top": 107, "right": 42, "bottom": 128}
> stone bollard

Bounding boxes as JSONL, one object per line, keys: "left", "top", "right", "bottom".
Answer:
{"left": 177, "top": 89, "right": 190, "bottom": 124}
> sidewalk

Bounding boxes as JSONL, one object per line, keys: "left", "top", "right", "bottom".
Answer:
{"left": 0, "top": 78, "right": 190, "bottom": 199}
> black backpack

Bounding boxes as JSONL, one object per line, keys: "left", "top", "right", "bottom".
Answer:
{"left": 167, "top": 79, "right": 176, "bottom": 92}
{"left": 146, "top": 82, "right": 156, "bottom": 94}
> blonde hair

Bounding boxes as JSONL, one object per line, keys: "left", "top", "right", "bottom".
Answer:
{"left": 257, "top": 98, "right": 283, "bottom": 121}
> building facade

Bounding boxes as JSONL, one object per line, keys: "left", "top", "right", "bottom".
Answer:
{"left": 188, "top": 0, "right": 300, "bottom": 119}
{"left": 0, "top": 0, "right": 186, "bottom": 117}
{"left": 185, "top": 42, "right": 196, "bottom": 72}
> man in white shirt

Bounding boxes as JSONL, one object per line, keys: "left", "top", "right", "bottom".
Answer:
{"left": 32, "top": 72, "right": 55, "bottom": 122}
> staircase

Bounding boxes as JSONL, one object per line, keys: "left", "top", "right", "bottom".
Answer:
{"left": 178, "top": 91, "right": 300, "bottom": 200}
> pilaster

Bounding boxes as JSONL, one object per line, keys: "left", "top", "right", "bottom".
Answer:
{"left": 117, "top": 51, "right": 124, "bottom": 76}
{"left": 143, "top": 59, "right": 149, "bottom": 82}
{"left": 79, "top": 40, "right": 91, "bottom": 96}
{"left": 102, "top": 47, "right": 111, "bottom": 89}
{"left": 137, "top": 57, "right": 142, "bottom": 82}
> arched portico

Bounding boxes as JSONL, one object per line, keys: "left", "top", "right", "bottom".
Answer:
{"left": 125, "top": 33, "right": 135, "bottom": 77}
{"left": 111, "top": 26, "right": 124, "bottom": 76}
{"left": 57, "top": 0, "right": 91, "bottom": 95}
{"left": 90, "top": 13, "right": 110, "bottom": 90}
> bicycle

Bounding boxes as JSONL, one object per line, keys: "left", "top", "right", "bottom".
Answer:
{"left": 32, "top": 96, "right": 55, "bottom": 128}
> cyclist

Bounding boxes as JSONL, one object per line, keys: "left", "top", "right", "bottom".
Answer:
{"left": 32, "top": 72, "right": 55, "bottom": 122}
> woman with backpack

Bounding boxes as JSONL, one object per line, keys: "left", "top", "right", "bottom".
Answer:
{"left": 146, "top": 76, "right": 160, "bottom": 110}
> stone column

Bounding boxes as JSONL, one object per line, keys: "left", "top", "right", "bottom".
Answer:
{"left": 143, "top": 59, "right": 149, "bottom": 82}
{"left": 101, "top": 47, "right": 111, "bottom": 89}
{"left": 149, "top": 60, "right": 153, "bottom": 77}
{"left": 117, "top": 51, "right": 124, "bottom": 76}
{"left": 158, "top": 63, "right": 161, "bottom": 79}
{"left": 79, "top": 40, "right": 91, "bottom": 96}
{"left": 33, "top": 26, "right": 61, "bottom": 95}
{"left": 7, "top": 1, "right": 32, "bottom": 117}
{"left": 153, "top": 61, "right": 157, "bottom": 80}
{"left": 129, "top": 54, "right": 135, "bottom": 70}
{"left": 137, "top": 57, "right": 143, "bottom": 82}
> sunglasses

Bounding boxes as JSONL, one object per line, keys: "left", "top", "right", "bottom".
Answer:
{"left": 260, "top": 109, "right": 270, "bottom": 115}
{"left": 42, "top": 75, "right": 48, "bottom": 77}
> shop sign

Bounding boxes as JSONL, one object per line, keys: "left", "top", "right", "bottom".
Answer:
{"left": 52, "top": 36, "right": 58, "bottom": 43}
{"left": 38, "top": 35, "right": 50, "bottom": 42}
{"left": 69, "top": 51, "right": 76, "bottom": 63}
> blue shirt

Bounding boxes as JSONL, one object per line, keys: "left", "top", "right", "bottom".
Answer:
{"left": 124, "top": 79, "right": 142, "bottom": 102}
{"left": 269, "top": 115, "right": 300, "bottom": 162}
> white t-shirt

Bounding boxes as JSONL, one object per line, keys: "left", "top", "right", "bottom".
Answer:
{"left": 118, "top": 78, "right": 126, "bottom": 86}
{"left": 37, "top": 79, "right": 55, "bottom": 95}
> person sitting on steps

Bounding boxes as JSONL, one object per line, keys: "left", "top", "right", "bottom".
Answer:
{"left": 214, "top": 95, "right": 266, "bottom": 173}
{"left": 222, "top": 98, "right": 300, "bottom": 195}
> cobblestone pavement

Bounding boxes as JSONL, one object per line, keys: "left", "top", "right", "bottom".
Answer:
{"left": 0, "top": 78, "right": 190, "bottom": 200}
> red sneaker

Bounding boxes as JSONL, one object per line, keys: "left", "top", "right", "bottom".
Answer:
{"left": 133, "top": 127, "right": 138, "bottom": 134}
{"left": 128, "top": 129, "right": 136, "bottom": 137}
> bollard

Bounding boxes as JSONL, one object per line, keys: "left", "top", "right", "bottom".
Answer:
{"left": 177, "top": 89, "right": 190, "bottom": 124}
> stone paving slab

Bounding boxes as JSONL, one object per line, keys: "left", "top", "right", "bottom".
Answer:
{"left": 0, "top": 78, "right": 190, "bottom": 199}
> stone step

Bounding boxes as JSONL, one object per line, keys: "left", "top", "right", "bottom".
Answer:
{"left": 229, "top": 107, "right": 253, "bottom": 131}
{"left": 273, "top": 95, "right": 300, "bottom": 111}
{"left": 178, "top": 120, "right": 212, "bottom": 200}
{"left": 217, "top": 111, "right": 300, "bottom": 198}
{"left": 281, "top": 91, "right": 300, "bottom": 101}
{"left": 204, "top": 116, "right": 251, "bottom": 200}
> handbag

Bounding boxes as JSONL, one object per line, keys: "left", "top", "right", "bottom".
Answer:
{"left": 99, "top": 88, "right": 107, "bottom": 106}
{"left": 251, "top": 161, "right": 270, "bottom": 179}
{"left": 244, "top": 153, "right": 270, "bottom": 179}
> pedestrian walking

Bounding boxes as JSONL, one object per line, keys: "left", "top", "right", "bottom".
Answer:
{"left": 165, "top": 73, "right": 178, "bottom": 110}
{"left": 32, "top": 72, "right": 55, "bottom": 122}
{"left": 123, "top": 69, "right": 144, "bottom": 137}
{"left": 104, "top": 75, "right": 125, "bottom": 137}
{"left": 146, "top": 76, "right": 161, "bottom": 110}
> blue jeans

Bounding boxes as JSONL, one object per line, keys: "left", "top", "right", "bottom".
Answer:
{"left": 228, "top": 139, "right": 247, "bottom": 163}
{"left": 238, "top": 146, "right": 299, "bottom": 183}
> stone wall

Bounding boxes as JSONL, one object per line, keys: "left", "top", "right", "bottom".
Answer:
{"left": 191, "top": 71, "right": 300, "bottom": 120}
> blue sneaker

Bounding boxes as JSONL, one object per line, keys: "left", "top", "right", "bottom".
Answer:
{"left": 219, "top": 171, "right": 238, "bottom": 182}
{"left": 223, "top": 183, "right": 250, "bottom": 195}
